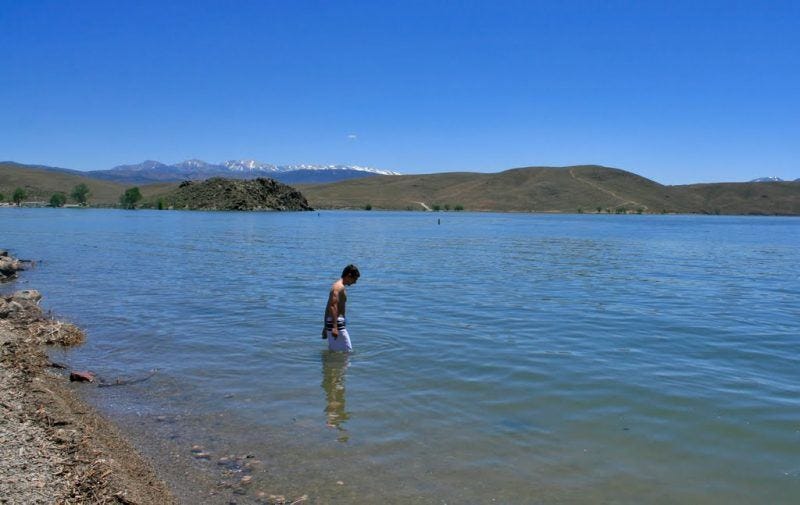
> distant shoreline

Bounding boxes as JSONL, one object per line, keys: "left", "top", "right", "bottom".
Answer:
{"left": 2, "top": 205, "right": 800, "bottom": 217}
{"left": 4, "top": 162, "right": 799, "bottom": 214}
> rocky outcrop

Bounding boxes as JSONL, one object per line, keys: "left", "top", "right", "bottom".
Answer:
{"left": 156, "top": 177, "right": 314, "bottom": 211}
{"left": 0, "top": 290, "right": 85, "bottom": 346}
{"left": 0, "top": 250, "right": 30, "bottom": 283}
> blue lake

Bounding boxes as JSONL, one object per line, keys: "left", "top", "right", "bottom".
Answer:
{"left": 2, "top": 208, "right": 799, "bottom": 503}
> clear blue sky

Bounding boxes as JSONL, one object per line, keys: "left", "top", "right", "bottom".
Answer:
{"left": 1, "top": 0, "right": 797, "bottom": 184}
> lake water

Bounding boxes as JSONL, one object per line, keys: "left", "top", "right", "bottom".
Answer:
{"left": 2, "top": 208, "right": 799, "bottom": 504}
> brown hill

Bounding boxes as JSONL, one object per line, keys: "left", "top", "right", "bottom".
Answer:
{"left": 298, "top": 165, "right": 800, "bottom": 215}
{"left": 672, "top": 181, "right": 800, "bottom": 215}
{"left": 297, "top": 165, "right": 682, "bottom": 213}
{"left": 0, "top": 162, "right": 127, "bottom": 205}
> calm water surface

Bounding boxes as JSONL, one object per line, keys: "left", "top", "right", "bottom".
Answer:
{"left": 2, "top": 209, "right": 799, "bottom": 504}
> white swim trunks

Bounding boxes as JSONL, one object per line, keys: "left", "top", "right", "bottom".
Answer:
{"left": 325, "top": 316, "right": 352, "bottom": 352}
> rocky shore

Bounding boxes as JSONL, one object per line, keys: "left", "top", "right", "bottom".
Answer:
{"left": 1, "top": 251, "right": 175, "bottom": 504}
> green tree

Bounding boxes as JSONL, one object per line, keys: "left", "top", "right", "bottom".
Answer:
{"left": 157, "top": 198, "right": 165, "bottom": 210}
{"left": 12, "top": 187, "right": 27, "bottom": 206}
{"left": 71, "top": 183, "right": 90, "bottom": 206}
{"left": 364, "top": 203, "right": 372, "bottom": 210}
{"left": 432, "top": 204, "right": 441, "bottom": 211}
{"left": 0, "top": 192, "right": 5, "bottom": 202}
{"left": 120, "top": 187, "right": 142, "bottom": 209}
{"left": 454, "top": 204, "right": 464, "bottom": 211}
{"left": 49, "top": 193, "right": 67, "bottom": 207}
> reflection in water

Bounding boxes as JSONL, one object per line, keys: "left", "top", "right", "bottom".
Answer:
{"left": 321, "top": 351, "right": 350, "bottom": 443}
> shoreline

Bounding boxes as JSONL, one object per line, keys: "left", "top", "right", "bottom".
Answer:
{"left": 1, "top": 253, "right": 175, "bottom": 504}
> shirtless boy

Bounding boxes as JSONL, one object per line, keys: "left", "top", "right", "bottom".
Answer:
{"left": 322, "top": 264, "right": 360, "bottom": 352}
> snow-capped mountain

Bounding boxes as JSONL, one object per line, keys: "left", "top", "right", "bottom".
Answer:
{"left": 85, "top": 159, "right": 399, "bottom": 185}
{"left": 224, "top": 160, "right": 279, "bottom": 172}
{"left": 110, "top": 160, "right": 168, "bottom": 172}
{"left": 750, "top": 176, "right": 784, "bottom": 182}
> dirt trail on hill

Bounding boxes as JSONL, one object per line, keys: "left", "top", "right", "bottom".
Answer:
{"left": 568, "top": 168, "right": 649, "bottom": 211}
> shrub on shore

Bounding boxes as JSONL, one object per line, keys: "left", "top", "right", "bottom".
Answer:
{"left": 13, "top": 187, "right": 27, "bottom": 206}
{"left": 49, "top": 193, "right": 67, "bottom": 207}
{"left": 120, "top": 187, "right": 142, "bottom": 209}
{"left": 71, "top": 183, "right": 90, "bottom": 206}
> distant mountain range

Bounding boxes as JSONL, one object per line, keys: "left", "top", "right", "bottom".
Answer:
{"left": 85, "top": 159, "right": 400, "bottom": 185}
{"left": 750, "top": 177, "right": 799, "bottom": 182}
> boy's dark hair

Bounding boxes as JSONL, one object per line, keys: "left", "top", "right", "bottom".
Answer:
{"left": 342, "top": 264, "right": 360, "bottom": 279}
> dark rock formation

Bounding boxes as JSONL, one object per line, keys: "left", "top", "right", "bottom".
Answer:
{"left": 156, "top": 177, "right": 313, "bottom": 211}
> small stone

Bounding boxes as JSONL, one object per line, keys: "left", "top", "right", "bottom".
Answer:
{"left": 240, "top": 475, "right": 253, "bottom": 485}
{"left": 336, "top": 480, "right": 344, "bottom": 485}
{"left": 191, "top": 444, "right": 204, "bottom": 453}
{"left": 69, "top": 371, "right": 95, "bottom": 382}
{"left": 244, "top": 459, "right": 262, "bottom": 469}
{"left": 193, "top": 451, "right": 211, "bottom": 460}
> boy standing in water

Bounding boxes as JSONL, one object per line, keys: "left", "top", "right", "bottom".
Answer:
{"left": 322, "top": 264, "right": 360, "bottom": 352}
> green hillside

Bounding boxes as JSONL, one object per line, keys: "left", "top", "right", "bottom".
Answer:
{"left": 298, "top": 165, "right": 800, "bottom": 215}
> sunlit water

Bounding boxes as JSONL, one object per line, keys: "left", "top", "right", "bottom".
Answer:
{"left": 2, "top": 208, "right": 799, "bottom": 504}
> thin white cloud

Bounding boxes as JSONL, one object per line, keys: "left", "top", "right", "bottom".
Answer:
{"left": 347, "top": 134, "right": 358, "bottom": 140}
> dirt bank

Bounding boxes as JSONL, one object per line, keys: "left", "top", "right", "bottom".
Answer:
{"left": 1, "top": 281, "right": 176, "bottom": 504}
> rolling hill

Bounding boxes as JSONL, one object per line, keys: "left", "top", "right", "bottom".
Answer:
{"left": 298, "top": 165, "right": 800, "bottom": 215}
{"left": 0, "top": 162, "right": 182, "bottom": 205}
{"left": 0, "top": 162, "right": 127, "bottom": 205}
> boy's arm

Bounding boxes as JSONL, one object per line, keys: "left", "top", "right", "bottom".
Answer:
{"left": 328, "top": 288, "right": 341, "bottom": 338}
